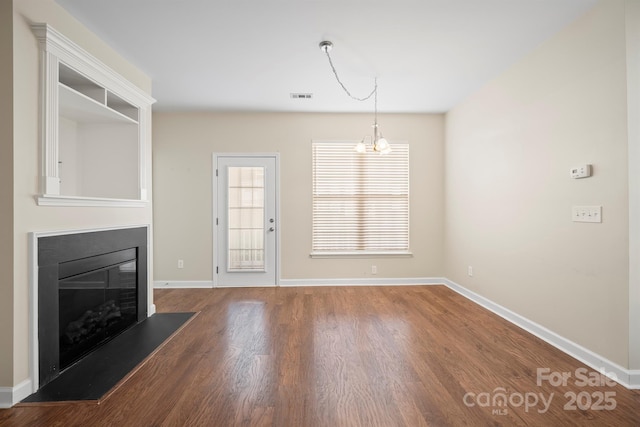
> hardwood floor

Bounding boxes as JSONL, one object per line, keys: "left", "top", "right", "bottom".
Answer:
{"left": 2, "top": 285, "right": 640, "bottom": 426}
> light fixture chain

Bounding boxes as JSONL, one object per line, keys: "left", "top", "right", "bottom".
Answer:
{"left": 320, "top": 40, "right": 391, "bottom": 154}
{"left": 374, "top": 77, "right": 378, "bottom": 124}
{"left": 323, "top": 49, "right": 376, "bottom": 102}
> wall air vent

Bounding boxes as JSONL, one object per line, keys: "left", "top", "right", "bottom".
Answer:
{"left": 290, "top": 93, "right": 313, "bottom": 99}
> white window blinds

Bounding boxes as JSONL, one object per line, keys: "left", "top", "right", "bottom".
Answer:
{"left": 312, "top": 141, "right": 409, "bottom": 254}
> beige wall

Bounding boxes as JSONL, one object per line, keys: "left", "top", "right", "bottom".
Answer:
{"left": 6, "top": 0, "right": 153, "bottom": 388}
{"left": 0, "top": 0, "right": 14, "bottom": 387}
{"left": 153, "top": 113, "right": 444, "bottom": 282}
{"left": 445, "top": 0, "right": 630, "bottom": 366}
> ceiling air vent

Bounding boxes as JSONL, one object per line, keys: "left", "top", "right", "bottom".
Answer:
{"left": 290, "top": 93, "right": 313, "bottom": 99}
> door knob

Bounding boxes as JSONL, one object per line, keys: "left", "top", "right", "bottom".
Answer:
{"left": 269, "top": 227, "right": 275, "bottom": 232}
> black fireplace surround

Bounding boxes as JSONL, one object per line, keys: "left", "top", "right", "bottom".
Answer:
{"left": 37, "top": 227, "right": 148, "bottom": 388}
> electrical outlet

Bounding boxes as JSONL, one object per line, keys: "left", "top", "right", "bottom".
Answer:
{"left": 371, "top": 265, "right": 377, "bottom": 275}
{"left": 178, "top": 259, "right": 184, "bottom": 269}
{"left": 468, "top": 266, "right": 473, "bottom": 277}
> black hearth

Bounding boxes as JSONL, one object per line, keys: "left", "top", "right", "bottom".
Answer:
{"left": 37, "top": 227, "right": 148, "bottom": 388}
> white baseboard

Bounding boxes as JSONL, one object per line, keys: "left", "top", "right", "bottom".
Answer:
{"left": 629, "top": 370, "right": 640, "bottom": 389}
{"left": 0, "top": 379, "right": 32, "bottom": 408}
{"left": 442, "top": 278, "right": 638, "bottom": 390}
{"left": 154, "top": 281, "right": 214, "bottom": 289}
{"left": 154, "top": 278, "right": 444, "bottom": 288}
{"left": 0, "top": 387, "right": 13, "bottom": 409}
{"left": 279, "top": 277, "right": 446, "bottom": 287}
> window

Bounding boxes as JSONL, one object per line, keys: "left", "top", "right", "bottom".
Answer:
{"left": 312, "top": 141, "right": 410, "bottom": 255}
{"left": 227, "top": 167, "right": 265, "bottom": 271}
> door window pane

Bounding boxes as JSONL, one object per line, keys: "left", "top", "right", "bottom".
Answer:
{"left": 228, "top": 167, "right": 265, "bottom": 270}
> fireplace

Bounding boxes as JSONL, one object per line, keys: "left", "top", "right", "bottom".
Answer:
{"left": 58, "top": 248, "right": 138, "bottom": 371}
{"left": 36, "top": 227, "right": 148, "bottom": 388}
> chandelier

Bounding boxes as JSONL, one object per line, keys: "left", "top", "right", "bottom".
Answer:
{"left": 319, "top": 40, "right": 391, "bottom": 154}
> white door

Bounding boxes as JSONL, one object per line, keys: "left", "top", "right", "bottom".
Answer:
{"left": 215, "top": 155, "right": 278, "bottom": 287}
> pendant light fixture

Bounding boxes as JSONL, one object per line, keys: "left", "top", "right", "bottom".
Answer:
{"left": 319, "top": 40, "right": 391, "bottom": 154}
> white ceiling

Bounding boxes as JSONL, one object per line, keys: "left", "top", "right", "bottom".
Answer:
{"left": 55, "top": 0, "right": 597, "bottom": 113}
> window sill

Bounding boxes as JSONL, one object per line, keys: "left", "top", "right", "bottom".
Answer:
{"left": 37, "top": 195, "right": 147, "bottom": 207}
{"left": 310, "top": 251, "right": 413, "bottom": 259}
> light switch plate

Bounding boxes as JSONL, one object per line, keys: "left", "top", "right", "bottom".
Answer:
{"left": 572, "top": 206, "right": 602, "bottom": 223}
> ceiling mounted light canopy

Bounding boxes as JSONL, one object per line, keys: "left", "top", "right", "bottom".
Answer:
{"left": 319, "top": 40, "right": 391, "bottom": 155}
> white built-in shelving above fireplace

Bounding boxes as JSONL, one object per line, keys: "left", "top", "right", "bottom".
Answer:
{"left": 32, "top": 24, "right": 155, "bottom": 207}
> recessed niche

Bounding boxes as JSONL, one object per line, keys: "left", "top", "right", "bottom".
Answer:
{"left": 32, "top": 24, "right": 155, "bottom": 206}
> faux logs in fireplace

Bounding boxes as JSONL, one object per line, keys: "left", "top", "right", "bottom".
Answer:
{"left": 58, "top": 248, "right": 138, "bottom": 371}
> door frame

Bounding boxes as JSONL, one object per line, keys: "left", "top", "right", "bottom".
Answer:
{"left": 212, "top": 153, "right": 280, "bottom": 287}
